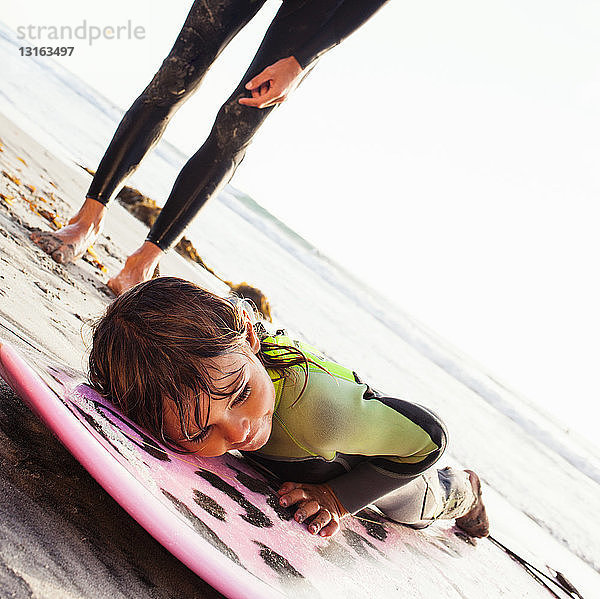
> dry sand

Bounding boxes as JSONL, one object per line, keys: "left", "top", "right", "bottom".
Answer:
{"left": 0, "top": 110, "right": 229, "bottom": 598}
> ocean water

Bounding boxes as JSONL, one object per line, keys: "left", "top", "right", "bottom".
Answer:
{"left": 2, "top": 23, "right": 599, "bottom": 596}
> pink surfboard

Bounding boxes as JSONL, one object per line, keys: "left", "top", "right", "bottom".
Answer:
{"left": 0, "top": 336, "right": 555, "bottom": 598}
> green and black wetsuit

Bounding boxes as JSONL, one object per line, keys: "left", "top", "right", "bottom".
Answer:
{"left": 86, "top": 0, "right": 389, "bottom": 250}
{"left": 246, "top": 335, "right": 476, "bottom": 525}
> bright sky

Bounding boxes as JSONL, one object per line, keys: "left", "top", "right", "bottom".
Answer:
{"left": 3, "top": 0, "right": 600, "bottom": 445}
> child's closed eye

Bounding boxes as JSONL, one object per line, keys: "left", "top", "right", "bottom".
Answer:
{"left": 189, "top": 425, "right": 212, "bottom": 443}
{"left": 230, "top": 384, "right": 252, "bottom": 408}
{"left": 184, "top": 384, "right": 252, "bottom": 445}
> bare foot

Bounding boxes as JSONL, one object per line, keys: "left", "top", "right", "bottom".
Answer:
{"left": 107, "top": 241, "right": 163, "bottom": 296}
{"left": 30, "top": 197, "right": 106, "bottom": 264}
{"left": 455, "top": 470, "right": 490, "bottom": 538}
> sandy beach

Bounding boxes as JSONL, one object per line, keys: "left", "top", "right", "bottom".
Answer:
{"left": 0, "top": 110, "right": 226, "bottom": 598}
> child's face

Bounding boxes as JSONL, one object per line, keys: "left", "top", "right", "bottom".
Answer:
{"left": 163, "top": 322, "right": 276, "bottom": 457}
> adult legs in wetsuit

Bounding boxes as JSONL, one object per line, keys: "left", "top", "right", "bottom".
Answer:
{"left": 30, "top": 0, "right": 316, "bottom": 294}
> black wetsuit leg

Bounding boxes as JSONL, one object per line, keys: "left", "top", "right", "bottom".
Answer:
{"left": 85, "top": 0, "right": 268, "bottom": 205}
{"left": 145, "top": 0, "right": 326, "bottom": 250}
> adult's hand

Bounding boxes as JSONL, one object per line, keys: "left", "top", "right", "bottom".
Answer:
{"left": 277, "top": 481, "right": 349, "bottom": 537}
{"left": 239, "top": 56, "right": 303, "bottom": 109}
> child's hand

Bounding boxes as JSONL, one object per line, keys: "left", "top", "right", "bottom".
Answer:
{"left": 277, "top": 481, "right": 349, "bottom": 538}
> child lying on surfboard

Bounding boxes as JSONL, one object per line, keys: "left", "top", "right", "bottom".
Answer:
{"left": 87, "top": 277, "right": 489, "bottom": 539}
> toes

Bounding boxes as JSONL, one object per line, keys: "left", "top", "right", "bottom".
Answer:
{"left": 30, "top": 231, "right": 63, "bottom": 255}
{"left": 29, "top": 227, "right": 42, "bottom": 241}
{"left": 30, "top": 228, "right": 80, "bottom": 264}
{"left": 51, "top": 243, "right": 76, "bottom": 264}
{"left": 51, "top": 249, "right": 67, "bottom": 264}
{"left": 456, "top": 470, "right": 489, "bottom": 537}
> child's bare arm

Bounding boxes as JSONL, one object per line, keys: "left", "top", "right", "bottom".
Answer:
{"left": 277, "top": 481, "right": 349, "bottom": 538}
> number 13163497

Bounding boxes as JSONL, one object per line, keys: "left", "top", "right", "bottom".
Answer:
{"left": 19, "top": 46, "right": 74, "bottom": 57}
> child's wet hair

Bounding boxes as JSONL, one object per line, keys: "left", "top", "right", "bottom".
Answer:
{"left": 88, "top": 277, "right": 309, "bottom": 452}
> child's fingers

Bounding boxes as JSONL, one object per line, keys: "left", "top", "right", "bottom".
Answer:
{"left": 279, "top": 487, "right": 307, "bottom": 507}
{"left": 318, "top": 518, "right": 340, "bottom": 538}
{"left": 307, "top": 508, "right": 333, "bottom": 534}
{"left": 293, "top": 500, "right": 320, "bottom": 523}
{"left": 277, "top": 482, "right": 298, "bottom": 495}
